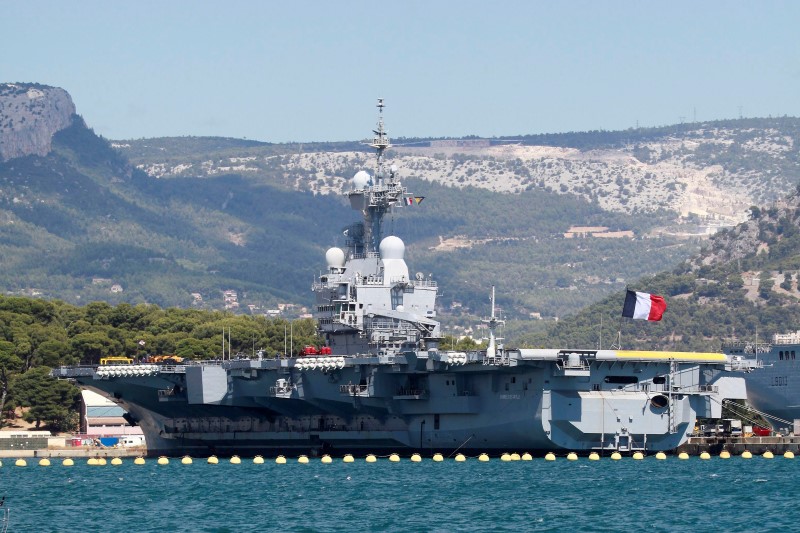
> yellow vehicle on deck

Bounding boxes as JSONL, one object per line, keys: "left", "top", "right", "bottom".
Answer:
{"left": 99, "top": 356, "right": 133, "bottom": 365}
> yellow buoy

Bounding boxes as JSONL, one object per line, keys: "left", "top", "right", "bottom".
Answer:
{"left": 253, "top": 455, "right": 264, "bottom": 464}
{"left": 432, "top": 453, "right": 444, "bottom": 462}
{"left": 741, "top": 451, "right": 753, "bottom": 459}
{"left": 510, "top": 452, "right": 521, "bottom": 461}
{"left": 0, "top": 459, "right": 3, "bottom": 467}
{"left": 111, "top": 457, "right": 123, "bottom": 466}
{"left": 134, "top": 457, "right": 146, "bottom": 465}
{"left": 157, "top": 456, "right": 169, "bottom": 465}
{"left": 275, "top": 455, "right": 287, "bottom": 464}
{"left": 720, "top": 450, "right": 731, "bottom": 459}
{"left": 500, "top": 453, "right": 512, "bottom": 462}
{"left": 455, "top": 453, "right": 466, "bottom": 462}
{"left": 655, "top": 451, "right": 667, "bottom": 460}
{"left": 388, "top": 453, "right": 400, "bottom": 462}
{"left": 678, "top": 452, "right": 689, "bottom": 460}
{"left": 410, "top": 453, "right": 422, "bottom": 463}
{"left": 15, "top": 459, "right": 27, "bottom": 467}
{"left": 610, "top": 452, "right": 622, "bottom": 461}
{"left": 699, "top": 452, "right": 711, "bottom": 460}
{"left": 62, "top": 458, "right": 74, "bottom": 467}
{"left": 365, "top": 454, "right": 377, "bottom": 463}
{"left": 230, "top": 455, "right": 241, "bottom": 464}
{"left": 39, "top": 458, "right": 51, "bottom": 467}
{"left": 567, "top": 452, "right": 579, "bottom": 461}
{"left": 297, "top": 455, "right": 309, "bottom": 464}
{"left": 97, "top": 458, "right": 107, "bottom": 466}
{"left": 208, "top": 456, "right": 219, "bottom": 464}
{"left": 321, "top": 455, "right": 333, "bottom": 464}
{"left": 784, "top": 451, "right": 795, "bottom": 459}
{"left": 544, "top": 452, "right": 556, "bottom": 461}
{"left": 521, "top": 452, "right": 533, "bottom": 461}
{"left": 87, "top": 457, "right": 99, "bottom": 466}
{"left": 763, "top": 451, "right": 774, "bottom": 459}
{"left": 181, "top": 456, "right": 192, "bottom": 465}
{"left": 588, "top": 452, "right": 600, "bottom": 461}
{"left": 632, "top": 452, "right": 644, "bottom": 460}
{"left": 342, "top": 454, "right": 354, "bottom": 463}
{"left": 478, "top": 453, "right": 490, "bottom": 462}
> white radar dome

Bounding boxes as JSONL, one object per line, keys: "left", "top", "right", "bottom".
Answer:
{"left": 352, "top": 170, "right": 371, "bottom": 189}
{"left": 379, "top": 236, "right": 405, "bottom": 259}
{"left": 325, "top": 247, "right": 346, "bottom": 268}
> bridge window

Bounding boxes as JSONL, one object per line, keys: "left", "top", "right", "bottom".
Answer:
{"left": 780, "top": 351, "right": 784, "bottom": 360}
{"left": 653, "top": 376, "right": 666, "bottom": 385}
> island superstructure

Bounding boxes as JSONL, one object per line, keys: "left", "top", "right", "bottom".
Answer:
{"left": 56, "top": 101, "right": 749, "bottom": 457}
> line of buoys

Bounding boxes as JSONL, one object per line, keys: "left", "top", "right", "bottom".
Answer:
{"left": 12, "top": 449, "right": 800, "bottom": 468}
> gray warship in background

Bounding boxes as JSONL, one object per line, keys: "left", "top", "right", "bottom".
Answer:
{"left": 57, "top": 101, "right": 749, "bottom": 457}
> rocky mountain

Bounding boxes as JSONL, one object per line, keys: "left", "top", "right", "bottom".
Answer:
{"left": 0, "top": 83, "right": 75, "bottom": 161}
{"left": 121, "top": 117, "right": 800, "bottom": 235}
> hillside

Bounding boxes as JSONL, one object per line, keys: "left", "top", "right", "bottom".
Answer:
{"left": 520, "top": 188, "right": 800, "bottom": 351}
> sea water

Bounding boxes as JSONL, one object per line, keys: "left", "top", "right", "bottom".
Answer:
{"left": 1, "top": 456, "right": 797, "bottom": 532}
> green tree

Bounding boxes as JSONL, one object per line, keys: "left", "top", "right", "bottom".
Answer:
{"left": 11, "top": 367, "right": 80, "bottom": 430}
{"left": 0, "top": 340, "right": 24, "bottom": 428}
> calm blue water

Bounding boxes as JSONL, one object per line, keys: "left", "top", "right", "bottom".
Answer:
{"left": 1, "top": 456, "right": 796, "bottom": 532}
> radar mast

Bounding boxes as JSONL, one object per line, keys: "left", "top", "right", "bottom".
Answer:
{"left": 345, "top": 99, "right": 406, "bottom": 255}
{"left": 482, "top": 286, "right": 505, "bottom": 359}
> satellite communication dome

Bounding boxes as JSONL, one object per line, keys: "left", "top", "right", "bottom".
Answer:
{"left": 379, "top": 236, "right": 405, "bottom": 259}
{"left": 352, "top": 170, "right": 371, "bottom": 189}
{"left": 325, "top": 247, "right": 346, "bottom": 268}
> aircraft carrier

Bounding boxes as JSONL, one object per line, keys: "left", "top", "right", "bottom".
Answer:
{"left": 56, "top": 100, "right": 750, "bottom": 457}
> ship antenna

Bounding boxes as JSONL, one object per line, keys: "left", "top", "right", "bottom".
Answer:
{"left": 371, "top": 98, "right": 391, "bottom": 181}
{"left": 482, "top": 286, "right": 505, "bottom": 361}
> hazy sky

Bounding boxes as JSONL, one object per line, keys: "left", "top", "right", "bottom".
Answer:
{"left": 3, "top": 1, "right": 799, "bottom": 142}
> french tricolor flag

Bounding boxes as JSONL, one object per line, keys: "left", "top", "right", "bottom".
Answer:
{"left": 622, "top": 290, "right": 667, "bottom": 321}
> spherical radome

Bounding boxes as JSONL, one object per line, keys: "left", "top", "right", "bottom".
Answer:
{"left": 379, "top": 236, "right": 405, "bottom": 259}
{"left": 352, "top": 170, "right": 371, "bottom": 189}
{"left": 325, "top": 247, "right": 346, "bottom": 268}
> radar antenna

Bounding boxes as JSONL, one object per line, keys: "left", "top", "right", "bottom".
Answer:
{"left": 482, "top": 286, "right": 505, "bottom": 359}
{"left": 345, "top": 99, "right": 407, "bottom": 254}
